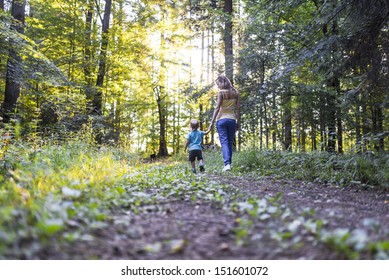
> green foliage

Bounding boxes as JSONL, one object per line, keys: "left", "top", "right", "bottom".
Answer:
{"left": 352, "top": 153, "right": 389, "bottom": 186}
{"left": 0, "top": 140, "right": 387, "bottom": 259}
{"left": 237, "top": 0, "right": 389, "bottom": 152}
{"left": 0, "top": 139, "right": 231, "bottom": 258}
{"left": 2, "top": 0, "right": 388, "bottom": 153}
{"left": 232, "top": 149, "right": 389, "bottom": 189}
{"left": 0, "top": 140, "right": 137, "bottom": 258}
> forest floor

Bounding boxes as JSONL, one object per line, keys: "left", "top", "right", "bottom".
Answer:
{"left": 41, "top": 167, "right": 389, "bottom": 260}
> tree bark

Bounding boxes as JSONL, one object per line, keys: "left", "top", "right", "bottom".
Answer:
{"left": 84, "top": 0, "right": 94, "bottom": 111}
{"left": 319, "top": 92, "right": 326, "bottom": 151}
{"left": 94, "top": 0, "right": 112, "bottom": 115}
{"left": 3, "top": 0, "right": 26, "bottom": 123}
{"left": 355, "top": 96, "right": 361, "bottom": 149}
{"left": 156, "top": 89, "right": 168, "bottom": 157}
{"left": 156, "top": 30, "right": 169, "bottom": 157}
{"left": 224, "top": 0, "right": 233, "bottom": 82}
{"left": 301, "top": 118, "right": 306, "bottom": 152}
{"left": 311, "top": 115, "right": 317, "bottom": 151}
{"left": 325, "top": 16, "right": 339, "bottom": 153}
{"left": 272, "top": 91, "right": 277, "bottom": 150}
{"left": 283, "top": 91, "right": 292, "bottom": 151}
{"left": 361, "top": 92, "right": 369, "bottom": 151}
{"left": 326, "top": 80, "right": 337, "bottom": 153}
{"left": 337, "top": 104, "right": 343, "bottom": 154}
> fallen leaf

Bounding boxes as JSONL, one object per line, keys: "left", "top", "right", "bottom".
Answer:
{"left": 168, "top": 239, "right": 187, "bottom": 254}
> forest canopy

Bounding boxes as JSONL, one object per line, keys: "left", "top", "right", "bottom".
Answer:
{"left": 1, "top": 0, "right": 388, "bottom": 155}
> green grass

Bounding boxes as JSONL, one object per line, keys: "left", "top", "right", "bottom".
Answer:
{"left": 229, "top": 148, "right": 389, "bottom": 189}
{"left": 0, "top": 141, "right": 387, "bottom": 259}
{"left": 0, "top": 140, "right": 233, "bottom": 258}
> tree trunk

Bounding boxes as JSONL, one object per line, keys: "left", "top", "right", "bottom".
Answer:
{"left": 301, "top": 118, "right": 306, "bottom": 152}
{"left": 84, "top": 0, "right": 94, "bottom": 111}
{"left": 283, "top": 91, "right": 292, "bottom": 151}
{"left": 200, "top": 29, "right": 205, "bottom": 85}
{"left": 3, "top": 0, "right": 26, "bottom": 123}
{"left": 319, "top": 93, "right": 326, "bottom": 151}
{"left": 361, "top": 92, "right": 369, "bottom": 151}
{"left": 156, "top": 90, "right": 168, "bottom": 157}
{"left": 326, "top": 81, "right": 337, "bottom": 153}
{"left": 207, "top": 28, "right": 211, "bottom": 85}
{"left": 272, "top": 91, "right": 277, "bottom": 150}
{"left": 94, "top": 0, "right": 112, "bottom": 115}
{"left": 337, "top": 107, "right": 343, "bottom": 154}
{"left": 93, "top": 0, "right": 112, "bottom": 144}
{"left": 263, "top": 95, "right": 269, "bottom": 149}
{"left": 259, "top": 107, "right": 263, "bottom": 150}
{"left": 210, "top": 22, "right": 216, "bottom": 144}
{"left": 224, "top": 0, "right": 233, "bottom": 82}
{"left": 199, "top": 103, "right": 203, "bottom": 131}
{"left": 325, "top": 15, "right": 339, "bottom": 153}
{"left": 311, "top": 115, "right": 317, "bottom": 151}
{"left": 156, "top": 31, "right": 169, "bottom": 157}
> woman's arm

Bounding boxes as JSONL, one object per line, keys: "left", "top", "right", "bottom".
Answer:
{"left": 209, "top": 91, "right": 223, "bottom": 127}
{"left": 236, "top": 91, "right": 241, "bottom": 130}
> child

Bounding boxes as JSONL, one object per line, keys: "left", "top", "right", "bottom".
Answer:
{"left": 184, "top": 119, "right": 210, "bottom": 174}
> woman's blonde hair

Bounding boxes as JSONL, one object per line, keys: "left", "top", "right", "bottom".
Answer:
{"left": 215, "top": 75, "right": 237, "bottom": 96}
{"left": 215, "top": 75, "right": 233, "bottom": 90}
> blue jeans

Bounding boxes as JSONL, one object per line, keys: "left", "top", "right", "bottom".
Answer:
{"left": 216, "top": 118, "right": 236, "bottom": 166}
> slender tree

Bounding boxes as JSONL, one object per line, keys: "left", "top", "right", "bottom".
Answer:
{"left": 3, "top": 0, "right": 26, "bottom": 123}
{"left": 93, "top": 0, "right": 112, "bottom": 115}
{"left": 224, "top": 0, "right": 233, "bottom": 82}
{"left": 84, "top": 0, "right": 94, "bottom": 111}
{"left": 283, "top": 89, "right": 292, "bottom": 150}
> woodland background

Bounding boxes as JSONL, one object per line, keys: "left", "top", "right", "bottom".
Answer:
{"left": 1, "top": 0, "right": 388, "bottom": 155}
{"left": 0, "top": 0, "right": 389, "bottom": 261}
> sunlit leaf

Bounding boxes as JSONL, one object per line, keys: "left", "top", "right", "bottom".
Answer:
{"left": 168, "top": 239, "right": 187, "bottom": 254}
{"left": 37, "top": 219, "right": 64, "bottom": 235}
{"left": 62, "top": 187, "right": 81, "bottom": 198}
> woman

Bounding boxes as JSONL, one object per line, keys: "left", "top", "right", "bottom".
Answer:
{"left": 206, "top": 75, "right": 240, "bottom": 171}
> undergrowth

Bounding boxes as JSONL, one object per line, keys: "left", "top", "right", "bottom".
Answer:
{"left": 229, "top": 148, "right": 389, "bottom": 189}
{"left": 0, "top": 140, "right": 232, "bottom": 259}
{"left": 0, "top": 139, "right": 387, "bottom": 259}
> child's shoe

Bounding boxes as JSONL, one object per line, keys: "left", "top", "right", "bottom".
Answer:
{"left": 199, "top": 165, "right": 205, "bottom": 172}
{"left": 192, "top": 168, "right": 197, "bottom": 174}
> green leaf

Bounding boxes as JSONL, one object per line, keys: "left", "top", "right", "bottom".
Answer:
{"left": 37, "top": 219, "right": 64, "bottom": 235}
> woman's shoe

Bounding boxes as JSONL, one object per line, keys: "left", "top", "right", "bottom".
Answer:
{"left": 222, "top": 164, "right": 231, "bottom": 172}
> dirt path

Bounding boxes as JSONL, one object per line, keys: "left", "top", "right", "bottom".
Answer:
{"left": 43, "top": 174, "right": 389, "bottom": 260}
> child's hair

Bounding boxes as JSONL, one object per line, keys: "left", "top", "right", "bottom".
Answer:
{"left": 190, "top": 119, "right": 199, "bottom": 130}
